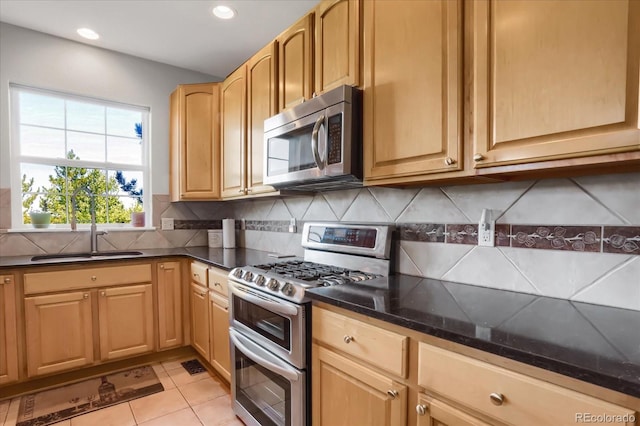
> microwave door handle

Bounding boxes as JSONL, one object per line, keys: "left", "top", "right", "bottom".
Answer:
{"left": 229, "top": 282, "right": 298, "bottom": 316}
{"left": 230, "top": 329, "right": 300, "bottom": 382}
{"left": 311, "top": 114, "right": 325, "bottom": 170}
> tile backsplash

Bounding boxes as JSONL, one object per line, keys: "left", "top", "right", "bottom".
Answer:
{"left": 1, "top": 172, "right": 638, "bottom": 311}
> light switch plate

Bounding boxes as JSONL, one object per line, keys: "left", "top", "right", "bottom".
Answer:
{"left": 161, "top": 218, "right": 174, "bottom": 230}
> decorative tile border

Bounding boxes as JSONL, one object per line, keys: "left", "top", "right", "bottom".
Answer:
{"left": 398, "top": 223, "right": 445, "bottom": 242}
{"left": 173, "top": 219, "right": 222, "bottom": 230}
{"left": 511, "top": 225, "right": 601, "bottom": 252}
{"left": 603, "top": 226, "right": 640, "bottom": 255}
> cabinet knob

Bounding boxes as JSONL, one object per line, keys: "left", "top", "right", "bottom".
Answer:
{"left": 416, "top": 404, "right": 428, "bottom": 416}
{"left": 83, "top": 293, "right": 89, "bottom": 299}
{"left": 489, "top": 392, "right": 504, "bottom": 406}
{"left": 246, "top": 188, "right": 253, "bottom": 193}
{"left": 100, "top": 291, "right": 106, "bottom": 297}
{"left": 159, "top": 264, "right": 164, "bottom": 269}
{"left": 193, "top": 273, "right": 199, "bottom": 279}
{"left": 444, "top": 157, "right": 455, "bottom": 166}
{"left": 343, "top": 335, "right": 354, "bottom": 344}
{"left": 238, "top": 189, "right": 245, "bottom": 193}
{"left": 3, "top": 277, "right": 10, "bottom": 284}
{"left": 473, "top": 153, "right": 486, "bottom": 162}
{"left": 91, "top": 275, "right": 97, "bottom": 281}
{"left": 387, "top": 390, "right": 399, "bottom": 400}
{"left": 214, "top": 282, "right": 221, "bottom": 287}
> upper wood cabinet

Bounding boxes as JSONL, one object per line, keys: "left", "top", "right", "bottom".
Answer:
{"left": 157, "top": 261, "right": 183, "bottom": 350}
{"left": 278, "top": 13, "right": 314, "bottom": 111}
{"left": 315, "top": 0, "right": 361, "bottom": 94}
{"left": 221, "top": 66, "right": 247, "bottom": 198}
{"left": 170, "top": 83, "right": 221, "bottom": 201}
{"left": 363, "top": 0, "right": 463, "bottom": 183}
{"left": 470, "top": 0, "right": 640, "bottom": 169}
{"left": 0, "top": 274, "right": 18, "bottom": 385}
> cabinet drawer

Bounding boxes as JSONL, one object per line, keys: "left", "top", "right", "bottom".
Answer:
{"left": 190, "top": 261, "right": 208, "bottom": 286}
{"left": 312, "top": 307, "right": 408, "bottom": 378}
{"left": 207, "top": 267, "right": 228, "bottom": 296}
{"left": 24, "top": 264, "right": 152, "bottom": 295}
{"left": 418, "top": 343, "right": 636, "bottom": 426}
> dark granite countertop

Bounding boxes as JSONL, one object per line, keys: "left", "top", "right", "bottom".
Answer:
{"left": 307, "top": 275, "right": 640, "bottom": 398}
{"left": 0, "top": 246, "right": 281, "bottom": 271}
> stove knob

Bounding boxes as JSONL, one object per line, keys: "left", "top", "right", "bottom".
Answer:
{"left": 255, "top": 275, "right": 266, "bottom": 286}
{"left": 267, "top": 279, "right": 280, "bottom": 291}
{"left": 233, "top": 268, "right": 244, "bottom": 278}
{"left": 281, "top": 282, "right": 295, "bottom": 296}
{"left": 243, "top": 271, "right": 254, "bottom": 281}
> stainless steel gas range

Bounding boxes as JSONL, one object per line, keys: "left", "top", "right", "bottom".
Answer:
{"left": 228, "top": 222, "right": 393, "bottom": 426}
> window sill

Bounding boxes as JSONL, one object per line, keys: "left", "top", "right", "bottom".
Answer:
{"left": 2, "top": 227, "right": 158, "bottom": 233}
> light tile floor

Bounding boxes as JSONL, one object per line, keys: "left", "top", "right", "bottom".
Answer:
{"left": 1, "top": 356, "right": 243, "bottom": 426}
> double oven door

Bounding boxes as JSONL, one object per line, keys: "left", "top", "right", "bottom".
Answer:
{"left": 228, "top": 280, "right": 309, "bottom": 426}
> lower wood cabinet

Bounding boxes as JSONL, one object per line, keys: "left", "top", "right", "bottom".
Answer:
{"left": 157, "top": 261, "right": 183, "bottom": 349}
{"left": 24, "top": 291, "right": 95, "bottom": 377}
{"left": 209, "top": 291, "right": 230, "bottom": 382}
{"left": 98, "top": 284, "right": 154, "bottom": 360}
{"left": 416, "top": 394, "right": 491, "bottom": 426}
{"left": 190, "top": 282, "right": 210, "bottom": 360}
{"left": 312, "top": 344, "right": 407, "bottom": 426}
{"left": 0, "top": 274, "right": 19, "bottom": 385}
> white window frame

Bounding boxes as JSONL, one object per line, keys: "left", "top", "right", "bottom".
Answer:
{"left": 9, "top": 83, "right": 152, "bottom": 230}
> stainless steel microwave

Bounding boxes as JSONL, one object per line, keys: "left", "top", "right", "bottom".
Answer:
{"left": 263, "top": 85, "right": 362, "bottom": 191}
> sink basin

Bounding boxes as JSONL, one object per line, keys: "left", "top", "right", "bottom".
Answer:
{"left": 31, "top": 250, "right": 143, "bottom": 261}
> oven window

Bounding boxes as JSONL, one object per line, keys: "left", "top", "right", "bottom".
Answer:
{"left": 233, "top": 294, "right": 292, "bottom": 350}
{"left": 235, "top": 348, "right": 291, "bottom": 426}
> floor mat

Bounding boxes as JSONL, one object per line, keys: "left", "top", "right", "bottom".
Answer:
{"left": 180, "top": 359, "right": 207, "bottom": 375}
{"left": 16, "top": 365, "right": 163, "bottom": 426}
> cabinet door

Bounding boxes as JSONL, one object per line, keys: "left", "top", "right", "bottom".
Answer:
{"left": 312, "top": 344, "right": 406, "bottom": 426}
{"left": 363, "top": 0, "right": 462, "bottom": 182}
{"left": 98, "top": 284, "right": 154, "bottom": 360}
{"left": 209, "top": 292, "right": 231, "bottom": 382}
{"left": 157, "top": 261, "right": 183, "bottom": 349}
{"left": 190, "top": 282, "right": 210, "bottom": 359}
{"left": 416, "top": 394, "right": 491, "bottom": 426}
{"left": 25, "top": 291, "right": 94, "bottom": 377}
{"left": 221, "top": 66, "right": 248, "bottom": 198}
{"left": 278, "top": 13, "right": 314, "bottom": 111}
{"left": 170, "top": 83, "right": 221, "bottom": 201}
{"left": 471, "top": 0, "right": 640, "bottom": 169}
{"left": 0, "top": 275, "right": 18, "bottom": 385}
{"left": 246, "top": 42, "right": 277, "bottom": 195}
{"left": 315, "top": 0, "right": 360, "bottom": 93}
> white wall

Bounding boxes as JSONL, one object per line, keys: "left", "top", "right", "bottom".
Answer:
{"left": 0, "top": 22, "right": 221, "bottom": 194}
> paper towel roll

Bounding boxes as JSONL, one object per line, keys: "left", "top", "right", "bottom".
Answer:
{"left": 222, "top": 219, "right": 236, "bottom": 249}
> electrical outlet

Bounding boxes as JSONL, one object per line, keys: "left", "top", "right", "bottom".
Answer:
{"left": 161, "top": 218, "right": 174, "bottom": 230}
{"left": 478, "top": 209, "right": 495, "bottom": 247}
{"left": 289, "top": 218, "right": 297, "bottom": 233}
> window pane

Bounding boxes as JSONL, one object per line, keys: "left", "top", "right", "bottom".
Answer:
{"left": 107, "top": 195, "right": 137, "bottom": 223}
{"left": 107, "top": 108, "right": 142, "bottom": 138}
{"left": 67, "top": 167, "right": 108, "bottom": 197}
{"left": 67, "top": 131, "right": 105, "bottom": 162}
{"left": 21, "top": 163, "right": 59, "bottom": 192}
{"left": 19, "top": 92, "right": 64, "bottom": 128}
{"left": 67, "top": 100, "right": 105, "bottom": 133}
{"left": 20, "top": 125, "right": 65, "bottom": 158}
{"left": 107, "top": 136, "right": 142, "bottom": 165}
{"left": 108, "top": 170, "right": 143, "bottom": 202}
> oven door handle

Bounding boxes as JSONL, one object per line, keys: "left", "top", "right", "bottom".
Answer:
{"left": 229, "top": 282, "right": 298, "bottom": 316}
{"left": 230, "top": 328, "right": 300, "bottom": 382}
{"left": 311, "top": 114, "right": 325, "bottom": 170}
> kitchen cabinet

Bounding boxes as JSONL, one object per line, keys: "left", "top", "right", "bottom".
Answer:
{"left": 277, "top": 13, "right": 314, "bottom": 111}
{"left": 470, "top": 0, "right": 640, "bottom": 171}
{"left": 170, "top": 83, "right": 221, "bottom": 201}
{"left": 189, "top": 262, "right": 210, "bottom": 359}
{"left": 157, "top": 261, "right": 183, "bottom": 349}
{"left": 221, "top": 42, "right": 278, "bottom": 199}
{"left": 209, "top": 292, "right": 230, "bottom": 383}
{"left": 415, "top": 394, "right": 491, "bottom": 426}
{"left": 23, "top": 263, "right": 153, "bottom": 377}
{"left": 314, "top": 0, "right": 360, "bottom": 94}
{"left": 362, "top": 0, "right": 463, "bottom": 183}
{"left": 221, "top": 66, "right": 247, "bottom": 198}
{"left": 0, "top": 274, "right": 18, "bottom": 385}
{"left": 98, "top": 284, "right": 154, "bottom": 360}
{"left": 312, "top": 344, "right": 407, "bottom": 426}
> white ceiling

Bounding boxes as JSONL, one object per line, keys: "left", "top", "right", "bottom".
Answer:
{"left": 0, "top": 0, "right": 319, "bottom": 79}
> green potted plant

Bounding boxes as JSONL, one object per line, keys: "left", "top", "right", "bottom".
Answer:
{"left": 29, "top": 199, "right": 51, "bottom": 228}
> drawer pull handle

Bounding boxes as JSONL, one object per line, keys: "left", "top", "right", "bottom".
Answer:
{"left": 83, "top": 293, "right": 89, "bottom": 299}
{"left": 416, "top": 404, "right": 428, "bottom": 416}
{"left": 91, "top": 275, "right": 97, "bottom": 281}
{"left": 444, "top": 157, "right": 455, "bottom": 166}
{"left": 473, "top": 153, "right": 485, "bottom": 162}
{"left": 387, "top": 390, "right": 398, "bottom": 399}
{"left": 343, "top": 335, "right": 354, "bottom": 344}
{"left": 489, "top": 392, "right": 504, "bottom": 406}
{"left": 3, "top": 277, "right": 10, "bottom": 284}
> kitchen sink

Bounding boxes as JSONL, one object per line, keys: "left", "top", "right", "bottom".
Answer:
{"left": 31, "top": 250, "right": 144, "bottom": 261}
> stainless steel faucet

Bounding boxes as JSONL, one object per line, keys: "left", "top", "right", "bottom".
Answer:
{"left": 71, "top": 186, "right": 108, "bottom": 254}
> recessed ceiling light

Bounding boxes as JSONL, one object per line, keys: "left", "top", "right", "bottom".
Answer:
{"left": 77, "top": 28, "right": 100, "bottom": 40}
{"left": 212, "top": 5, "right": 236, "bottom": 20}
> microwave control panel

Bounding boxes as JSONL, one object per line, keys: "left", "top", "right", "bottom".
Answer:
{"left": 327, "top": 114, "right": 342, "bottom": 165}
